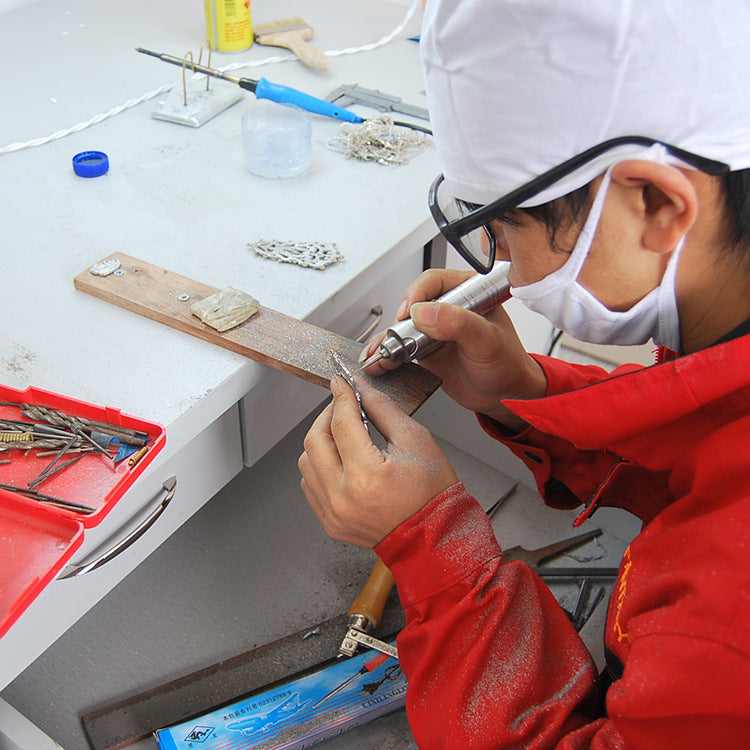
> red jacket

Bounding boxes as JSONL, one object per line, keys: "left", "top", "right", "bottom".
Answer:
{"left": 375, "top": 332, "right": 750, "bottom": 749}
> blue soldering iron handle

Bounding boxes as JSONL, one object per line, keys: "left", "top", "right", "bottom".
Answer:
{"left": 253, "top": 78, "right": 363, "bottom": 123}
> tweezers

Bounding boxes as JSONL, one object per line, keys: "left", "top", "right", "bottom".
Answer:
{"left": 329, "top": 350, "right": 370, "bottom": 433}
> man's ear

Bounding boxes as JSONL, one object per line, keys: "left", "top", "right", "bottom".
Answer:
{"left": 611, "top": 160, "right": 698, "bottom": 254}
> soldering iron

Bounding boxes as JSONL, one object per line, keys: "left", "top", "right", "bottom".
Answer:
{"left": 136, "top": 47, "right": 363, "bottom": 123}
{"left": 360, "top": 262, "right": 512, "bottom": 369}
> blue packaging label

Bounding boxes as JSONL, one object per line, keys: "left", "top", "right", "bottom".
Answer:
{"left": 155, "top": 646, "right": 406, "bottom": 750}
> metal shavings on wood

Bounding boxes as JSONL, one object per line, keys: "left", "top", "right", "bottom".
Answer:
{"left": 190, "top": 287, "right": 260, "bottom": 332}
{"left": 327, "top": 114, "right": 430, "bottom": 165}
{"left": 248, "top": 239, "right": 344, "bottom": 270}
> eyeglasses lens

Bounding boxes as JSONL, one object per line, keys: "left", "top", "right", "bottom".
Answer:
{"left": 435, "top": 182, "right": 494, "bottom": 270}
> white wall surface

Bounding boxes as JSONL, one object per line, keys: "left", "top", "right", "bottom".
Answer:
{"left": 0, "top": 0, "right": 38, "bottom": 12}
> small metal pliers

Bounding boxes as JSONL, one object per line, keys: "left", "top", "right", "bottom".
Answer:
{"left": 329, "top": 350, "right": 370, "bottom": 433}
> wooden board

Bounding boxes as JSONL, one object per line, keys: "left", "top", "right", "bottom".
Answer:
{"left": 74, "top": 253, "right": 441, "bottom": 416}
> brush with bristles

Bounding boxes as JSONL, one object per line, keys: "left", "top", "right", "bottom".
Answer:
{"left": 254, "top": 16, "right": 329, "bottom": 71}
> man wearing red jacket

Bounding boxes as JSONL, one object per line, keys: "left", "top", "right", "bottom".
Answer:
{"left": 299, "top": 1, "right": 750, "bottom": 747}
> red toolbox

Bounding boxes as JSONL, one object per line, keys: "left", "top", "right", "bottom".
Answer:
{"left": 0, "top": 384, "right": 166, "bottom": 638}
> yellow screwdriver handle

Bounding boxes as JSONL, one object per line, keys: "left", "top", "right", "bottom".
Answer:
{"left": 348, "top": 556, "right": 395, "bottom": 628}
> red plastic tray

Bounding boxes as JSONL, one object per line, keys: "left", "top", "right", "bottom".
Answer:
{"left": 0, "top": 385, "right": 166, "bottom": 638}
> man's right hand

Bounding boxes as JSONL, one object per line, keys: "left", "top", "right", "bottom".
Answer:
{"left": 361, "top": 268, "right": 547, "bottom": 431}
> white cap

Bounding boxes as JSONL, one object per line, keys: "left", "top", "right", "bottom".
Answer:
{"left": 421, "top": 0, "right": 750, "bottom": 205}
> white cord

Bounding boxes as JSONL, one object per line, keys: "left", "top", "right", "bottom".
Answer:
{"left": 0, "top": 0, "right": 420, "bottom": 156}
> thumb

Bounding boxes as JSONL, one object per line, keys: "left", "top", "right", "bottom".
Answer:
{"left": 411, "top": 301, "right": 500, "bottom": 350}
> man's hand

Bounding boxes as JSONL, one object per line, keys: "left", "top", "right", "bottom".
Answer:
{"left": 299, "top": 375, "right": 458, "bottom": 548}
{"left": 361, "top": 268, "right": 547, "bottom": 430}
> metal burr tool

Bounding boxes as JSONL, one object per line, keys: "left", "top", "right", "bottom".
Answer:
{"left": 360, "top": 262, "right": 512, "bottom": 368}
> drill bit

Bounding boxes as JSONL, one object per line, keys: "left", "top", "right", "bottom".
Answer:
{"left": 358, "top": 348, "right": 385, "bottom": 371}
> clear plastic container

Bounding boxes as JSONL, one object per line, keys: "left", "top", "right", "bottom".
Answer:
{"left": 241, "top": 101, "right": 312, "bottom": 179}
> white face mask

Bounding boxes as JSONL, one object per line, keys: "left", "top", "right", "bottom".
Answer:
{"left": 510, "top": 163, "right": 684, "bottom": 352}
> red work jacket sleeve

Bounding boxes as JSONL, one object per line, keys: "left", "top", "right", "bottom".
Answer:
{"left": 478, "top": 355, "right": 644, "bottom": 513}
{"left": 375, "top": 482, "right": 626, "bottom": 749}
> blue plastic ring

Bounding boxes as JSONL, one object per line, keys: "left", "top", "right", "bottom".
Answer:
{"left": 72, "top": 151, "right": 109, "bottom": 178}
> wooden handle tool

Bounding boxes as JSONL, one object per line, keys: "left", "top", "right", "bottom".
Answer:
{"left": 348, "top": 556, "right": 395, "bottom": 628}
{"left": 254, "top": 17, "right": 329, "bottom": 71}
{"left": 339, "top": 556, "right": 396, "bottom": 657}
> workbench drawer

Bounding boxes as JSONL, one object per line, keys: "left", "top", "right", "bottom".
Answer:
{"left": 240, "top": 247, "right": 425, "bottom": 467}
{"left": 0, "top": 404, "right": 242, "bottom": 691}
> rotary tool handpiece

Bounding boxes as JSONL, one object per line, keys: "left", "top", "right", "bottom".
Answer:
{"left": 368, "top": 263, "right": 511, "bottom": 367}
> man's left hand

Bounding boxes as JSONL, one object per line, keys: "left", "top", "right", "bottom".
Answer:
{"left": 299, "top": 376, "right": 458, "bottom": 547}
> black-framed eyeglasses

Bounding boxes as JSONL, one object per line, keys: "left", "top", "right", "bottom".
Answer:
{"left": 428, "top": 135, "right": 730, "bottom": 274}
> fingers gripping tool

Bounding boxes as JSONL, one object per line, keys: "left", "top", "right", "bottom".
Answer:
{"left": 360, "top": 262, "right": 512, "bottom": 369}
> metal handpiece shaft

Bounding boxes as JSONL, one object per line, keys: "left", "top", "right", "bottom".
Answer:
{"left": 364, "top": 263, "right": 511, "bottom": 368}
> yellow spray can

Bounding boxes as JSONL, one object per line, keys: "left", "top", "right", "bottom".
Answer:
{"left": 204, "top": 0, "right": 253, "bottom": 52}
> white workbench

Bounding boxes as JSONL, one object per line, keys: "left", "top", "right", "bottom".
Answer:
{"left": 0, "top": 0, "right": 439, "bottom": 701}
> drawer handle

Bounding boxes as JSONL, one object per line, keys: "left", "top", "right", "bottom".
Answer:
{"left": 58, "top": 476, "right": 177, "bottom": 579}
{"left": 355, "top": 305, "right": 383, "bottom": 343}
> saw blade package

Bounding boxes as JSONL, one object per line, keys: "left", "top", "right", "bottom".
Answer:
{"left": 154, "top": 647, "right": 406, "bottom": 750}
